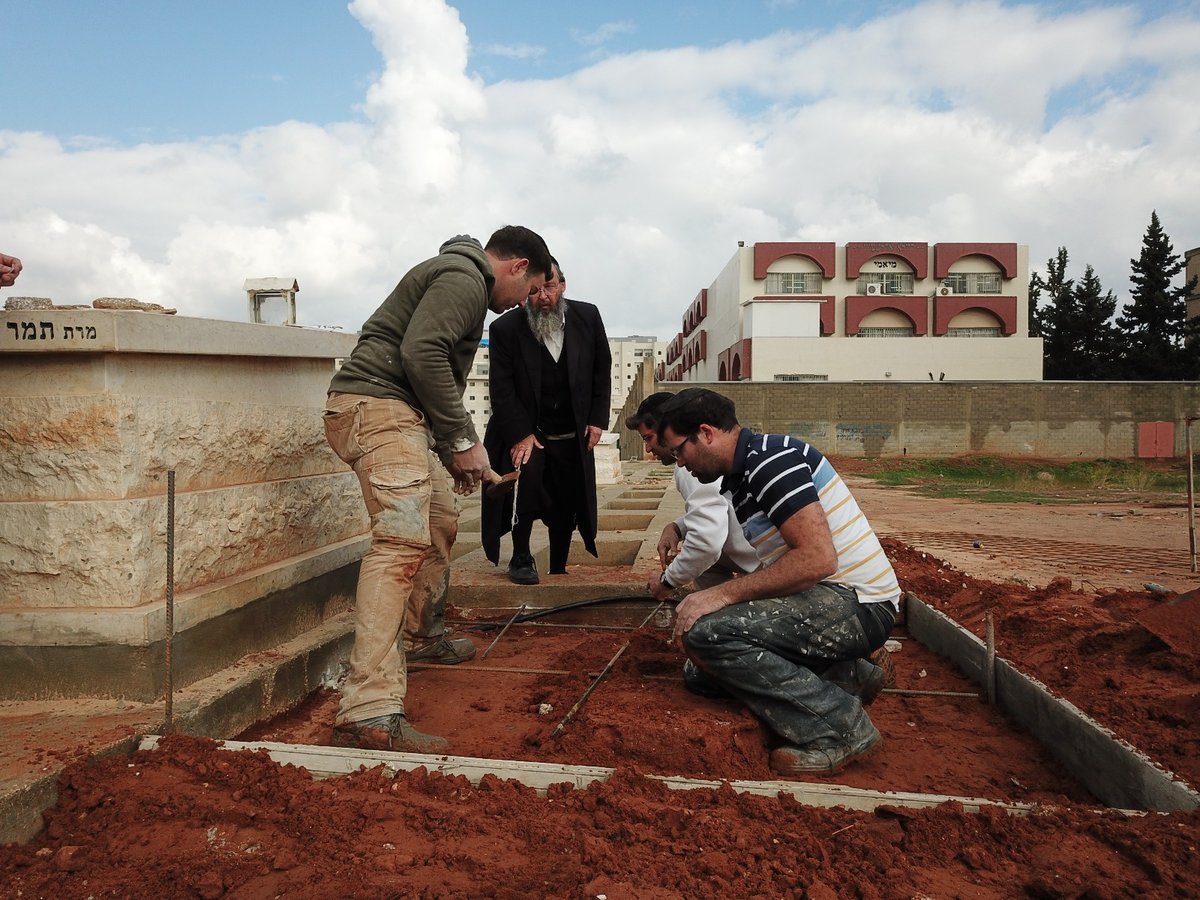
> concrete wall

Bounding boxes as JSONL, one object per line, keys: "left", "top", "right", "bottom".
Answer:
{"left": 0, "top": 309, "right": 365, "bottom": 698}
{"left": 617, "top": 378, "right": 1200, "bottom": 460}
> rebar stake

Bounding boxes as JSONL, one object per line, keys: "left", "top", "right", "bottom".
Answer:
{"left": 164, "top": 469, "right": 175, "bottom": 732}
{"left": 548, "top": 603, "right": 664, "bottom": 740}
{"left": 481, "top": 604, "right": 526, "bottom": 659}
{"left": 984, "top": 609, "right": 996, "bottom": 705}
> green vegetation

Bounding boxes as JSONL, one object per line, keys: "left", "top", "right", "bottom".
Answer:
{"left": 845, "top": 456, "right": 1191, "bottom": 503}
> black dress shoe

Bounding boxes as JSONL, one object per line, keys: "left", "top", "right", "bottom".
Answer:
{"left": 508, "top": 553, "right": 539, "bottom": 585}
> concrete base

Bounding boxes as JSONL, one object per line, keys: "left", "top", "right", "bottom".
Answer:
{"left": 907, "top": 594, "right": 1200, "bottom": 812}
{"left": 0, "top": 613, "right": 353, "bottom": 846}
{"left": 0, "top": 564, "right": 357, "bottom": 701}
{"left": 139, "top": 737, "right": 1042, "bottom": 816}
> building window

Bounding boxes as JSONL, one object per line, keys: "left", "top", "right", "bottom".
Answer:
{"left": 764, "top": 272, "right": 822, "bottom": 294}
{"left": 856, "top": 326, "right": 915, "bottom": 337}
{"left": 947, "top": 326, "right": 1002, "bottom": 337}
{"left": 942, "top": 273, "right": 1002, "bottom": 294}
{"left": 857, "top": 273, "right": 914, "bottom": 294}
{"left": 774, "top": 373, "right": 829, "bottom": 382}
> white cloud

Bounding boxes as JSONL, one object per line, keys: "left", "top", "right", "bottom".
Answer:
{"left": 572, "top": 20, "right": 637, "bottom": 48}
{"left": 477, "top": 42, "right": 547, "bottom": 61}
{"left": 2, "top": 0, "right": 1198, "bottom": 343}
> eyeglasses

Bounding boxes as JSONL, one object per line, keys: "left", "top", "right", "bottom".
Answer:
{"left": 666, "top": 434, "right": 695, "bottom": 460}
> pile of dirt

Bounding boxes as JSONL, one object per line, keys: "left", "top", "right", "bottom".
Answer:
{"left": 886, "top": 539, "right": 1200, "bottom": 787}
{"left": 3, "top": 733, "right": 1198, "bottom": 898}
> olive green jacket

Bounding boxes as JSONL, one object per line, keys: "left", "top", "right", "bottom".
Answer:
{"left": 328, "top": 236, "right": 493, "bottom": 451}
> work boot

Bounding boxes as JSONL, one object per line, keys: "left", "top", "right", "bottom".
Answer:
{"left": 408, "top": 635, "right": 477, "bottom": 665}
{"left": 332, "top": 714, "right": 449, "bottom": 754}
{"left": 822, "top": 657, "right": 886, "bottom": 706}
{"left": 681, "top": 659, "right": 733, "bottom": 699}
{"left": 870, "top": 646, "right": 897, "bottom": 688}
{"left": 769, "top": 718, "right": 881, "bottom": 777}
{"left": 508, "top": 553, "right": 539, "bottom": 585}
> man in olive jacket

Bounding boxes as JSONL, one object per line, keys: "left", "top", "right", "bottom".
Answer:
{"left": 323, "top": 226, "right": 552, "bottom": 752}
{"left": 482, "top": 257, "right": 611, "bottom": 582}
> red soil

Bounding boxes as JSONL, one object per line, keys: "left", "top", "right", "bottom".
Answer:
{"left": 3, "top": 538, "right": 1198, "bottom": 897}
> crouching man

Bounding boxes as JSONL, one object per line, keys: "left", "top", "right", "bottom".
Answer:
{"left": 657, "top": 388, "right": 899, "bottom": 774}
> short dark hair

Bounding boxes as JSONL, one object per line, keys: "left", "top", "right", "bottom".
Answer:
{"left": 485, "top": 225, "right": 553, "bottom": 279}
{"left": 624, "top": 391, "right": 674, "bottom": 430}
{"left": 656, "top": 388, "right": 739, "bottom": 439}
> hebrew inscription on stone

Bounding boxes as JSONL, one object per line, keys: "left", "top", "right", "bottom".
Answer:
{"left": 5, "top": 320, "right": 97, "bottom": 342}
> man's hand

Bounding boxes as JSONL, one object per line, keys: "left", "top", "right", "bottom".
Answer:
{"left": 647, "top": 571, "right": 675, "bottom": 601}
{"left": 448, "top": 442, "right": 491, "bottom": 496}
{"left": 510, "top": 433, "right": 543, "bottom": 468}
{"left": 0, "top": 253, "right": 22, "bottom": 288}
{"left": 656, "top": 523, "right": 682, "bottom": 569}
{"left": 585, "top": 425, "right": 603, "bottom": 451}
{"left": 672, "top": 587, "right": 730, "bottom": 644}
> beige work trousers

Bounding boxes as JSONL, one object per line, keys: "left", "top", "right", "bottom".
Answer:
{"left": 322, "top": 393, "right": 459, "bottom": 725}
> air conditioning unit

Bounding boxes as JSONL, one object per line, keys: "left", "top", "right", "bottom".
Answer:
{"left": 936, "top": 285, "right": 955, "bottom": 297}
{"left": 865, "top": 283, "right": 883, "bottom": 296}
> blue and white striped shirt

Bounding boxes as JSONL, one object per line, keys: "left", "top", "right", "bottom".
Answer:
{"left": 720, "top": 428, "right": 900, "bottom": 608}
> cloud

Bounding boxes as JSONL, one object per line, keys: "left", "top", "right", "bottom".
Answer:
{"left": 1, "top": 0, "right": 1198, "bottom": 345}
{"left": 476, "top": 42, "right": 547, "bottom": 61}
{"left": 571, "top": 20, "right": 637, "bottom": 48}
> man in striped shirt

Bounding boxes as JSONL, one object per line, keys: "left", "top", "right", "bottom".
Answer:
{"left": 657, "top": 388, "right": 899, "bottom": 775}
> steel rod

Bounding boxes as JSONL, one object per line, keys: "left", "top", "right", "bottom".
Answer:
{"left": 1188, "top": 417, "right": 1196, "bottom": 573}
{"left": 481, "top": 604, "right": 526, "bottom": 659}
{"left": 164, "top": 469, "right": 175, "bottom": 732}
{"left": 984, "top": 610, "right": 996, "bottom": 705}
{"left": 409, "top": 662, "right": 570, "bottom": 676}
{"left": 549, "top": 643, "right": 630, "bottom": 740}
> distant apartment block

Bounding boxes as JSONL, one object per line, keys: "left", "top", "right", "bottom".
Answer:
{"left": 656, "top": 241, "right": 1043, "bottom": 383}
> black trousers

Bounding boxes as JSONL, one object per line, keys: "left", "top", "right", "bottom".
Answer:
{"left": 510, "top": 436, "right": 585, "bottom": 572}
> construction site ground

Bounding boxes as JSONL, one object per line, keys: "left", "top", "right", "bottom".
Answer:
{"left": 2, "top": 463, "right": 1198, "bottom": 897}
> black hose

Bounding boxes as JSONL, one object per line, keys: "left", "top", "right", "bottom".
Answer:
{"left": 467, "top": 593, "right": 670, "bottom": 629}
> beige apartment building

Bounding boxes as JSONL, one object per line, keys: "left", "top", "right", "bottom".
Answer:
{"left": 462, "top": 332, "right": 665, "bottom": 438}
{"left": 656, "top": 241, "right": 1043, "bottom": 383}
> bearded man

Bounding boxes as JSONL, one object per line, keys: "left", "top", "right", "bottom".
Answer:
{"left": 482, "top": 257, "right": 612, "bottom": 583}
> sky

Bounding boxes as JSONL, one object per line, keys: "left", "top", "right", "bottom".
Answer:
{"left": 2, "top": 0, "right": 1198, "bottom": 342}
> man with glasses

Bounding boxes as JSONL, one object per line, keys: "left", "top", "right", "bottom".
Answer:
{"left": 323, "top": 227, "right": 553, "bottom": 753}
{"left": 656, "top": 388, "right": 899, "bottom": 774}
{"left": 482, "top": 257, "right": 612, "bottom": 584}
{"left": 625, "top": 392, "right": 759, "bottom": 608}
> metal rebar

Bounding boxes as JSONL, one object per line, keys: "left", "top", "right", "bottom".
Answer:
{"left": 1187, "top": 417, "right": 1196, "bottom": 573}
{"left": 408, "top": 662, "right": 570, "bottom": 676}
{"left": 882, "top": 688, "right": 979, "bottom": 698}
{"left": 164, "top": 469, "right": 175, "bottom": 732}
{"left": 549, "top": 643, "right": 630, "bottom": 740}
{"left": 481, "top": 604, "right": 526, "bottom": 659}
{"left": 984, "top": 609, "right": 996, "bottom": 705}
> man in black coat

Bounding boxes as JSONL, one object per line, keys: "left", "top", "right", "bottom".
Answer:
{"left": 482, "top": 257, "right": 612, "bottom": 582}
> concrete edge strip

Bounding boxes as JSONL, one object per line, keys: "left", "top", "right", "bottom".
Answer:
{"left": 138, "top": 736, "right": 1040, "bottom": 816}
{"left": 906, "top": 594, "right": 1200, "bottom": 812}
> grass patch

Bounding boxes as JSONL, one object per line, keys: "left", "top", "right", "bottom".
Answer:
{"left": 839, "top": 456, "right": 1192, "bottom": 503}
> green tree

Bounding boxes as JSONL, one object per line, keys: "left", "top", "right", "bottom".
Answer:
{"left": 1059, "top": 265, "right": 1120, "bottom": 379}
{"left": 1116, "top": 210, "right": 1199, "bottom": 379}
{"left": 1031, "top": 247, "right": 1074, "bottom": 377}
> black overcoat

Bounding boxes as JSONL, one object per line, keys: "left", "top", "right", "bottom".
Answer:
{"left": 481, "top": 300, "right": 611, "bottom": 564}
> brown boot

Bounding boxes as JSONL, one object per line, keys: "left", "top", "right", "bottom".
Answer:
{"left": 332, "top": 714, "right": 449, "bottom": 754}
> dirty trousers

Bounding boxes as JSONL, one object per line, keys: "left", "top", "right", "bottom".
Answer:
{"left": 322, "top": 393, "right": 458, "bottom": 725}
{"left": 682, "top": 583, "right": 883, "bottom": 746}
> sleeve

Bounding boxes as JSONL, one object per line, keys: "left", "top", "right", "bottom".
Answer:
{"left": 587, "top": 305, "right": 612, "bottom": 430}
{"left": 399, "top": 268, "right": 488, "bottom": 448}
{"left": 487, "top": 317, "right": 536, "bottom": 448}
{"left": 664, "top": 470, "right": 732, "bottom": 587}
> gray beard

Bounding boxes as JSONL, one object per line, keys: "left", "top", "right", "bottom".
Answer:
{"left": 526, "top": 297, "right": 567, "bottom": 345}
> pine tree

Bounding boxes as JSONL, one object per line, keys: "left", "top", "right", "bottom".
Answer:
{"left": 1033, "top": 248, "right": 1075, "bottom": 378}
{"left": 1116, "top": 211, "right": 1198, "bottom": 379}
{"left": 1064, "top": 265, "right": 1120, "bottom": 379}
